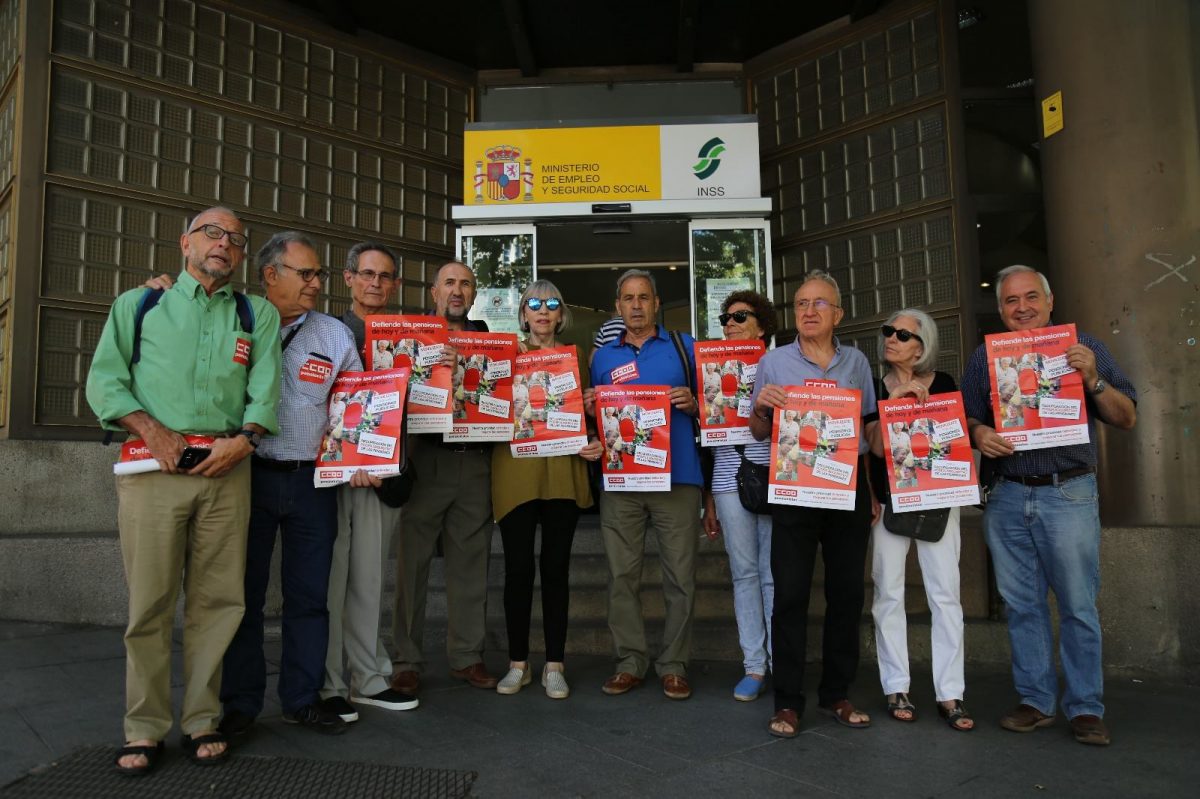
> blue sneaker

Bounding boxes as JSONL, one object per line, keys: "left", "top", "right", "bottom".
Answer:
{"left": 734, "top": 674, "right": 765, "bottom": 702}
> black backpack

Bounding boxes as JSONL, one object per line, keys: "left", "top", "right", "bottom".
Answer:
{"left": 131, "top": 287, "right": 255, "bottom": 364}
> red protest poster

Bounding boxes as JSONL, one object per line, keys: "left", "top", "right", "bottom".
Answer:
{"left": 595, "top": 385, "right": 672, "bottom": 492}
{"left": 365, "top": 315, "right": 452, "bottom": 433}
{"left": 768, "top": 385, "right": 861, "bottom": 510}
{"left": 314, "top": 368, "right": 410, "bottom": 487}
{"left": 695, "top": 339, "right": 765, "bottom": 447}
{"left": 985, "top": 323, "right": 1089, "bottom": 451}
{"left": 114, "top": 434, "right": 217, "bottom": 475}
{"left": 879, "top": 391, "right": 980, "bottom": 511}
{"left": 444, "top": 331, "right": 519, "bottom": 442}
{"left": 510, "top": 345, "right": 588, "bottom": 458}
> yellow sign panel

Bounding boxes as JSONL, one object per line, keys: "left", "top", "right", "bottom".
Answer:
{"left": 465, "top": 126, "right": 662, "bottom": 204}
{"left": 1041, "top": 91, "right": 1064, "bottom": 138}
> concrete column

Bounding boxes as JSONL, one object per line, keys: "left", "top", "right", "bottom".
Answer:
{"left": 1029, "top": 0, "right": 1200, "bottom": 527}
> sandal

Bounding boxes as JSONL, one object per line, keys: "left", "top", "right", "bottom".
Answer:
{"left": 768, "top": 708, "right": 799, "bottom": 738}
{"left": 887, "top": 693, "right": 917, "bottom": 723}
{"left": 113, "top": 741, "right": 164, "bottom": 776}
{"left": 937, "top": 700, "right": 974, "bottom": 732}
{"left": 182, "top": 731, "right": 230, "bottom": 765}
{"left": 818, "top": 699, "right": 871, "bottom": 728}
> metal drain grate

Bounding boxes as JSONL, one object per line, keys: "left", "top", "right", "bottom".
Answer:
{"left": 1, "top": 746, "right": 477, "bottom": 799}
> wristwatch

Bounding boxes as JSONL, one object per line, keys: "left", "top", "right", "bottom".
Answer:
{"left": 1089, "top": 377, "right": 1107, "bottom": 396}
{"left": 237, "top": 428, "right": 262, "bottom": 449}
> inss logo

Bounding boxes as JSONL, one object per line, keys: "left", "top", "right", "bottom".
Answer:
{"left": 692, "top": 137, "right": 726, "bottom": 180}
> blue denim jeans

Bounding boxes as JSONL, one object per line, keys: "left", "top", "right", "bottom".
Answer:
{"left": 714, "top": 491, "right": 773, "bottom": 675}
{"left": 984, "top": 473, "right": 1103, "bottom": 719}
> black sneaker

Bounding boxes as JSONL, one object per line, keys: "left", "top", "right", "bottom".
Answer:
{"left": 217, "top": 709, "right": 256, "bottom": 738}
{"left": 282, "top": 703, "right": 349, "bottom": 735}
{"left": 351, "top": 688, "right": 419, "bottom": 711}
{"left": 319, "top": 695, "right": 359, "bottom": 723}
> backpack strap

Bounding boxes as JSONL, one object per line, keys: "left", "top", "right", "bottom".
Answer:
{"left": 233, "top": 291, "right": 255, "bottom": 334}
{"left": 130, "top": 288, "right": 164, "bottom": 365}
{"left": 669, "top": 330, "right": 702, "bottom": 443}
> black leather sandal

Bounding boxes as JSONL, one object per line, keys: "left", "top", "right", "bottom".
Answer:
{"left": 113, "top": 741, "right": 164, "bottom": 776}
{"left": 181, "top": 731, "right": 230, "bottom": 765}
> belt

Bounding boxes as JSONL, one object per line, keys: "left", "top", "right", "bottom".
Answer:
{"left": 251, "top": 455, "right": 313, "bottom": 472}
{"left": 1002, "top": 465, "right": 1094, "bottom": 487}
{"left": 433, "top": 439, "right": 491, "bottom": 454}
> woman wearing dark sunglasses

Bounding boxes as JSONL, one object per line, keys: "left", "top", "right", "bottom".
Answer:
{"left": 491, "top": 280, "right": 603, "bottom": 700}
{"left": 863, "top": 308, "right": 973, "bottom": 732}
{"left": 701, "top": 290, "right": 777, "bottom": 702}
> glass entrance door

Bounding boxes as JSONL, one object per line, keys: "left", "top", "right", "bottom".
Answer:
{"left": 689, "top": 219, "right": 772, "bottom": 341}
{"left": 456, "top": 224, "right": 536, "bottom": 335}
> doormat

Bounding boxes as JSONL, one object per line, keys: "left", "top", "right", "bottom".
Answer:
{"left": 1, "top": 745, "right": 477, "bottom": 799}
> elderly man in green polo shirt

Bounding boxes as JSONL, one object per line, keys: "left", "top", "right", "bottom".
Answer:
{"left": 86, "top": 206, "right": 282, "bottom": 775}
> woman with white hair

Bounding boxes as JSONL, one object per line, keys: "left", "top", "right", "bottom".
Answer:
{"left": 864, "top": 308, "right": 973, "bottom": 732}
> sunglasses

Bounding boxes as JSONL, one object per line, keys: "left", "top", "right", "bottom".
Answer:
{"left": 719, "top": 310, "right": 758, "bottom": 326}
{"left": 526, "top": 297, "right": 562, "bottom": 311}
{"left": 881, "top": 324, "right": 923, "bottom": 344}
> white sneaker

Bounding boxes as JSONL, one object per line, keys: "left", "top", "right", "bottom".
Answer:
{"left": 542, "top": 667, "right": 570, "bottom": 700}
{"left": 496, "top": 665, "right": 531, "bottom": 695}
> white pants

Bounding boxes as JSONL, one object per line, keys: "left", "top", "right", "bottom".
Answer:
{"left": 870, "top": 506, "right": 965, "bottom": 702}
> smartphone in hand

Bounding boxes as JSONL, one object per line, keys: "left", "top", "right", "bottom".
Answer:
{"left": 177, "top": 446, "right": 212, "bottom": 470}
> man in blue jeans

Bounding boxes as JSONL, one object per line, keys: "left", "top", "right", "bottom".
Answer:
{"left": 963, "top": 265, "right": 1136, "bottom": 747}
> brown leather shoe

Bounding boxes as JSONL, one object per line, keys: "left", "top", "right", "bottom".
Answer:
{"left": 389, "top": 669, "right": 419, "bottom": 694}
{"left": 1070, "top": 714, "right": 1111, "bottom": 746}
{"left": 602, "top": 672, "right": 643, "bottom": 695}
{"left": 661, "top": 674, "right": 692, "bottom": 700}
{"left": 999, "top": 703, "right": 1056, "bottom": 733}
{"left": 449, "top": 662, "right": 498, "bottom": 689}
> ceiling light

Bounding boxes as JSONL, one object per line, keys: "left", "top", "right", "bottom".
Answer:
{"left": 1006, "top": 77, "right": 1035, "bottom": 89}
{"left": 958, "top": 7, "right": 982, "bottom": 29}
{"left": 669, "top": 265, "right": 678, "bottom": 271}
{"left": 980, "top": 282, "right": 991, "bottom": 288}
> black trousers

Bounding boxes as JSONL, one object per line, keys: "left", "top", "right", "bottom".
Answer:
{"left": 770, "top": 471, "right": 871, "bottom": 714}
{"left": 498, "top": 499, "right": 580, "bottom": 662}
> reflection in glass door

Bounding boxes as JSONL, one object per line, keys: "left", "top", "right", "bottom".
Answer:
{"left": 689, "top": 220, "right": 772, "bottom": 341}
{"left": 456, "top": 224, "right": 536, "bottom": 335}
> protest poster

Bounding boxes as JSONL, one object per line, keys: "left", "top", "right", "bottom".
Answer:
{"left": 694, "top": 339, "right": 765, "bottom": 447}
{"left": 767, "top": 385, "right": 861, "bottom": 511}
{"left": 443, "top": 331, "right": 519, "bottom": 442}
{"left": 114, "top": 434, "right": 217, "bottom": 475}
{"left": 314, "top": 367, "right": 411, "bottom": 487}
{"left": 878, "top": 391, "right": 980, "bottom": 511}
{"left": 509, "top": 345, "right": 588, "bottom": 458}
{"left": 364, "top": 315, "right": 452, "bottom": 433}
{"left": 985, "top": 323, "right": 1089, "bottom": 450}
{"left": 595, "top": 385, "right": 672, "bottom": 492}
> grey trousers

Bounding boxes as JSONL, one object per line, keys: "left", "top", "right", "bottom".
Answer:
{"left": 391, "top": 436, "right": 493, "bottom": 672}
{"left": 599, "top": 485, "right": 701, "bottom": 678}
{"left": 322, "top": 483, "right": 402, "bottom": 699}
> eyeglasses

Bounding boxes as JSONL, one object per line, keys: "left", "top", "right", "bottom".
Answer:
{"left": 351, "top": 268, "right": 397, "bottom": 284}
{"left": 719, "top": 310, "right": 758, "bottom": 326}
{"left": 189, "top": 223, "right": 247, "bottom": 248}
{"left": 794, "top": 298, "right": 839, "bottom": 312}
{"left": 881, "top": 324, "right": 923, "bottom": 344}
{"left": 526, "top": 297, "right": 562, "bottom": 311}
{"left": 275, "top": 262, "right": 329, "bottom": 283}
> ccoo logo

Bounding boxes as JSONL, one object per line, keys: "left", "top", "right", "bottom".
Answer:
{"left": 692, "top": 137, "right": 726, "bottom": 180}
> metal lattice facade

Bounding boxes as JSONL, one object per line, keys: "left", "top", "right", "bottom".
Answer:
{"left": 749, "top": 0, "right": 971, "bottom": 378}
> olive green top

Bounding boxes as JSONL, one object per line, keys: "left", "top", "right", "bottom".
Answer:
{"left": 490, "top": 342, "right": 594, "bottom": 522}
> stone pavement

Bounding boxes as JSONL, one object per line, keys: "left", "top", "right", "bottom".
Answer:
{"left": 0, "top": 620, "right": 1193, "bottom": 797}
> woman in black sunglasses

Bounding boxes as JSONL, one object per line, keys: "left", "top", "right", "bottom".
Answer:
{"left": 491, "top": 280, "right": 603, "bottom": 700}
{"left": 863, "top": 308, "right": 973, "bottom": 732}
{"left": 701, "top": 290, "right": 777, "bottom": 702}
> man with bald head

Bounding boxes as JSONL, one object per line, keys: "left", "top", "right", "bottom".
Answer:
{"left": 390, "top": 261, "right": 500, "bottom": 694}
{"left": 87, "top": 206, "right": 282, "bottom": 772}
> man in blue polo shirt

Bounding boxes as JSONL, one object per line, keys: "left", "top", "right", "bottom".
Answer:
{"left": 590, "top": 269, "right": 701, "bottom": 701}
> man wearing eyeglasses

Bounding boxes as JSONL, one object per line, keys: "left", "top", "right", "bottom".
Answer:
{"left": 749, "top": 270, "right": 876, "bottom": 738}
{"left": 316, "top": 242, "right": 420, "bottom": 722}
{"left": 86, "top": 206, "right": 281, "bottom": 773}
{"left": 219, "top": 231, "right": 363, "bottom": 737}
{"left": 390, "top": 260, "right": 502, "bottom": 695}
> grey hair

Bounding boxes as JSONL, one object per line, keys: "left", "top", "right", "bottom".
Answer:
{"left": 879, "top": 308, "right": 939, "bottom": 375}
{"left": 615, "top": 268, "right": 657, "bottom": 298}
{"left": 345, "top": 241, "right": 398, "bottom": 275}
{"left": 256, "top": 231, "right": 319, "bottom": 282}
{"left": 798, "top": 269, "right": 842, "bottom": 308}
{"left": 995, "top": 264, "right": 1052, "bottom": 307}
{"left": 519, "top": 278, "right": 573, "bottom": 334}
{"left": 187, "top": 206, "right": 240, "bottom": 231}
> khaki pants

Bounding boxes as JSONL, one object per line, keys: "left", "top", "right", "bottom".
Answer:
{"left": 116, "top": 458, "right": 250, "bottom": 741}
{"left": 599, "top": 485, "right": 701, "bottom": 678}
{"left": 392, "top": 436, "right": 493, "bottom": 672}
